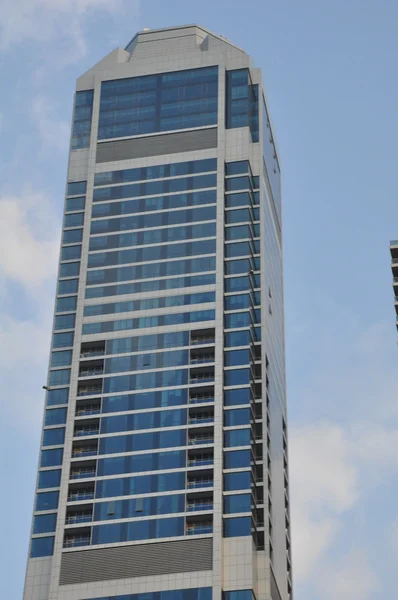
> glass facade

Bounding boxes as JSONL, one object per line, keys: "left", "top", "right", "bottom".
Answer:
{"left": 24, "top": 26, "right": 291, "bottom": 600}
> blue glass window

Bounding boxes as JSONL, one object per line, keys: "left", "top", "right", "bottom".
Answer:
{"left": 224, "top": 494, "right": 251, "bottom": 514}
{"left": 95, "top": 158, "right": 217, "bottom": 186}
{"left": 96, "top": 472, "right": 186, "bottom": 499}
{"left": 224, "top": 471, "right": 251, "bottom": 491}
{"left": 224, "top": 408, "right": 250, "bottom": 427}
{"left": 86, "top": 274, "right": 216, "bottom": 299}
{"left": 224, "top": 450, "right": 251, "bottom": 469}
{"left": 224, "top": 429, "right": 251, "bottom": 448}
{"left": 86, "top": 293, "right": 214, "bottom": 318}
{"left": 90, "top": 206, "right": 216, "bottom": 233}
{"left": 42, "top": 428, "right": 65, "bottom": 447}
{"left": 224, "top": 331, "right": 250, "bottom": 348}
{"left": 224, "top": 277, "right": 249, "bottom": 293}
{"left": 226, "top": 161, "right": 249, "bottom": 176}
{"left": 99, "top": 428, "right": 187, "bottom": 455}
{"left": 58, "top": 279, "right": 79, "bottom": 295}
{"left": 33, "top": 514, "right": 57, "bottom": 534}
{"left": 101, "top": 408, "right": 187, "bottom": 434}
{"left": 49, "top": 369, "right": 71, "bottom": 386}
{"left": 223, "top": 591, "right": 253, "bottom": 600}
{"left": 59, "top": 262, "right": 80, "bottom": 278}
{"left": 86, "top": 257, "right": 216, "bottom": 288}
{"left": 45, "top": 408, "right": 67, "bottom": 426}
{"left": 98, "top": 450, "right": 185, "bottom": 477}
{"left": 63, "top": 228, "right": 83, "bottom": 245}
{"left": 61, "top": 245, "right": 81, "bottom": 261}
{"left": 105, "top": 350, "right": 188, "bottom": 375}
{"left": 72, "top": 90, "right": 94, "bottom": 149}
{"left": 50, "top": 350, "right": 72, "bottom": 368}
{"left": 225, "top": 192, "right": 254, "bottom": 208}
{"left": 38, "top": 469, "right": 61, "bottom": 489}
{"left": 224, "top": 388, "right": 250, "bottom": 406}
{"left": 30, "top": 536, "right": 54, "bottom": 558}
{"left": 98, "top": 67, "right": 218, "bottom": 140}
{"left": 91, "top": 190, "right": 216, "bottom": 221}
{"left": 106, "top": 332, "right": 189, "bottom": 356}
{"left": 64, "top": 212, "right": 84, "bottom": 228}
{"left": 46, "top": 388, "right": 69, "bottom": 406}
{"left": 54, "top": 314, "right": 75, "bottom": 331}
{"left": 226, "top": 69, "right": 258, "bottom": 142}
{"left": 36, "top": 491, "right": 59, "bottom": 511}
{"left": 40, "top": 448, "right": 64, "bottom": 467}
{"left": 103, "top": 388, "right": 187, "bottom": 413}
{"left": 224, "top": 516, "right": 251, "bottom": 537}
{"left": 65, "top": 196, "right": 85, "bottom": 212}
{"left": 91, "top": 517, "right": 184, "bottom": 545}
{"left": 67, "top": 181, "right": 86, "bottom": 196}
{"left": 56, "top": 295, "right": 77, "bottom": 312}
{"left": 52, "top": 332, "right": 74, "bottom": 349}
{"left": 87, "top": 589, "right": 212, "bottom": 600}
{"left": 87, "top": 239, "right": 216, "bottom": 269}
{"left": 224, "top": 369, "right": 250, "bottom": 387}
{"left": 225, "top": 259, "right": 250, "bottom": 275}
{"left": 93, "top": 494, "right": 185, "bottom": 521}
{"left": 224, "top": 349, "right": 250, "bottom": 367}
{"left": 224, "top": 294, "right": 250, "bottom": 311}
{"left": 83, "top": 310, "right": 215, "bottom": 335}
{"left": 224, "top": 312, "right": 250, "bottom": 329}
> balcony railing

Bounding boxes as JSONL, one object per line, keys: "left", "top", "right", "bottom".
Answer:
{"left": 187, "top": 479, "right": 213, "bottom": 489}
{"left": 190, "top": 376, "right": 214, "bottom": 384}
{"left": 76, "top": 407, "right": 101, "bottom": 416}
{"left": 77, "top": 388, "right": 102, "bottom": 397}
{"left": 65, "top": 514, "right": 92, "bottom": 524}
{"left": 187, "top": 503, "right": 214, "bottom": 512}
{"left": 63, "top": 537, "right": 91, "bottom": 548}
{"left": 74, "top": 428, "right": 99, "bottom": 437}
{"left": 190, "top": 356, "right": 215, "bottom": 364}
{"left": 70, "top": 470, "right": 96, "bottom": 480}
{"left": 191, "top": 338, "right": 215, "bottom": 346}
{"left": 72, "top": 448, "right": 97, "bottom": 458}
{"left": 80, "top": 349, "right": 104, "bottom": 358}
{"left": 188, "top": 437, "right": 214, "bottom": 446}
{"left": 186, "top": 525, "right": 213, "bottom": 535}
{"left": 188, "top": 458, "right": 214, "bottom": 467}
{"left": 189, "top": 395, "right": 214, "bottom": 404}
{"left": 68, "top": 491, "right": 94, "bottom": 502}
{"left": 189, "top": 416, "right": 214, "bottom": 425}
{"left": 79, "top": 369, "right": 104, "bottom": 378}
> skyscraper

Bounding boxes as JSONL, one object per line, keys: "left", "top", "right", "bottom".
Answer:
{"left": 23, "top": 25, "right": 292, "bottom": 600}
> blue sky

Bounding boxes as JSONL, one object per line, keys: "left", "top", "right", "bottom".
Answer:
{"left": 1, "top": 1, "right": 398, "bottom": 599}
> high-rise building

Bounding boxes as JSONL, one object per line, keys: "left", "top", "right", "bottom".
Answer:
{"left": 23, "top": 25, "right": 292, "bottom": 600}
{"left": 390, "top": 240, "right": 398, "bottom": 325}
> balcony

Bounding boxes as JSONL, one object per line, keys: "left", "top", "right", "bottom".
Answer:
{"left": 186, "top": 523, "right": 213, "bottom": 535}
{"left": 63, "top": 535, "right": 91, "bottom": 548}
{"left": 68, "top": 490, "right": 94, "bottom": 502}
{"left": 72, "top": 447, "right": 97, "bottom": 458}
{"left": 187, "top": 501, "right": 214, "bottom": 512}
{"left": 188, "top": 457, "right": 214, "bottom": 467}
{"left": 77, "top": 386, "right": 102, "bottom": 397}
{"left": 187, "top": 478, "right": 214, "bottom": 489}
{"left": 75, "top": 405, "right": 101, "bottom": 417}
{"left": 188, "top": 415, "right": 214, "bottom": 425}
{"left": 80, "top": 348, "right": 104, "bottom": 359}
{"left": 190, "top": 355, "right": 215, "bottom": 365}
{"left": 74, "top": 427, "right": 99, "bottom": 437}
{"left": 70, "top": 469, "right": 96, "bottom": 480}
{"left": 79, "top": 367, "right": 104, "bottom": 378}
{"left": 65, "top": 512, "right": 92, "bottom": 524}
{"left": 189, "top": 393, "right": 214, "bottom": 405}
{"left": 188, "top": 435, "right": 214, "bottom": 446}
{"left": 189, "top": 374, "right": 215, "bottom": 385}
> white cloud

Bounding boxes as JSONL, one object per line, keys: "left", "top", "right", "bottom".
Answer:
{"left": 0, "top": 0, "right": 140, "bottom": 61}
{"left": 290, "top": 423, "right": 359, "bottom": 582}
{"left": 0, "top": 191, "right": 60, "bottom": 290}
{"left": 32, "top": 96, "right": 70, "bottom": 151}
{"left": 316, "top": 550, "right": 378, "bottom": 600}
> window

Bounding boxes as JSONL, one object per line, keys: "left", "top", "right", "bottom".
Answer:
{"left": 96, "top": 472, "right": 186, "bottom": 499}
{"left": 98, "top": 428, "right": 187, "bottom": 456}
{"left": 224, "top": 369, "right": 250, "bottom": 387}
{"left": 95, "top": 158, "right": 217, "bottom": 186}
{"left": 93, "top": 494, "right": 185, "bottom": 521}
{"left": 98, "top": 66, "right": 218, "bottom": 140}
{"left": 36, "top": 491, "right": 59, "bottom": 511}
{"left": 225, "top": 192, "right": 253, "bottom": 208}
{"left": 49, "top": 369, "right": 71, "bottom": 386}
{"left": 226, "top": 69, "right": 258, "bottom": 142}
{"left": 33, "top": 513, "right": 57, "bottom": 534}
{"left": 91, "top": 516, "right": 184, "bottom": 545}
{"left": 102, "top": 388, "right": 187, "bottom": 413}
{"left": 67, "top": 181, "right": 87, "bottom": 196}
{"left": 42, "top": 428, "right": 65, "bottom": 447}
{"left": 224, "top": 388, "right": 250, "bottom": 406}
{"left": 64, "top": 212, "right": 84, "bottom": 227}
{"left": 30, "top": 536, "right": 54, "bottom": 558}
{"left": 225, "top": 277, "right": 249, "bottom": 293}
{"left": 224, "top": 294, "right": 249, "bottom": 311}
{"left": 40, "top": 448, "right": 64, "bottom": 467}
{"left": 85, "top": 589, "right": 212, "bottom": 600}
{"left": 52, "top": 332, "right": 74, "bottom": 349}
{"left": 224, "top": 516, "right": 251, "bottom": 537}
{"left": 45, "top": 408, "right": 67, "bottom": 426}
{"left": 65, "top": 196, "right": 85, "bottom": 212}
{"left": 224, "top": 408, "right": 250, "bottom": 427}
{"left": 56, "top": 295, "right": 77, "bottom": 312}
{"left": 58, "top": 279, "right": 79, "bottom": 295}
{"left": 38, "top": 470, "right": 61, "bottom": 489}
{"left": 61, "top": 245, "right": 81, "bottom": 261}
{"left": 97, "top": 450, "right": 186, "bottom": 477}
{"left": 224, "top": 494, "right": 251, "bottom": 514}
{"left": 224, "top": 331, "right": 250, "bottom": 348}
{"left": 224, "top": 471, "right": 251, "bottom": 491}
{"left": 63, "top": 228, "right": 83, "bottom": 244}
{"left": 54, "top": 314, "right": 75, "bottom": 331}
{"left": 224, "top": 429, "right": 251, "bottom": 448}
{"left": 225, "top": 312, "right": 250, "bottom": 329}
{"left": 224, "top": 450, "right": 251, "bottom": 469}
{"left": 224, "top": 349, "right": 250, "bottom": 367}
{"left": 72, "top": 90, "right": 94, "bottom": 149}
{"left": 226, "top": 161, "right": 249, "bottom": 176}
{"left": 223, "top": 591, "right": 254, "bottom": 600}
{"left": 46, "top": 388, "right": 69, "bottom": 406}
{"left": 50, "top": 350, "right": 72, "bottom": 368}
